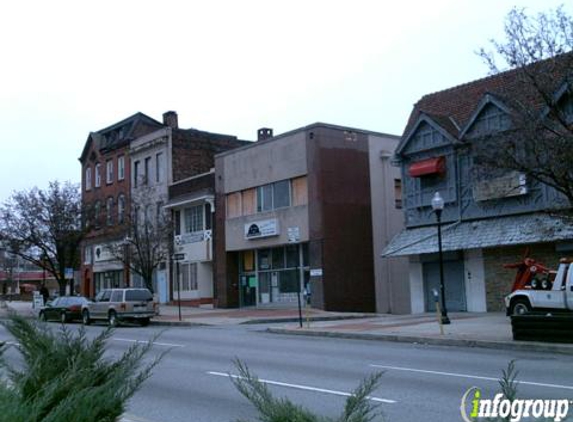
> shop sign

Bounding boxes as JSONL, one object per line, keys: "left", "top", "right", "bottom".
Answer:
{"left": 473, "top": 171, "right": 527, "bottom": 201}
{"left": 244, "top": 219, "right": 279, "bottom": 240}
{"left": 94, "top": 243, "right": 115, "bottom": 262}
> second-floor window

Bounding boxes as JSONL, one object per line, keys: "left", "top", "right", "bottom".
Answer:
{"left": 394, "top": 179, "right": 402, "bottom": 209}
{"left": 95, "top": 163, "right": 101, "bottom": 188}
{"left": 257, "top": 180, "right": 291, "bottom": 212}
{"left": 184, "top": 205, "right": 204, "bottom": 233}
{"left": 94, "top": 201, "right": 101, "bottom": 228}
{"left": 156, "top": 152, "right": 164, "bottom": 183}
{"left": 106, "top": 197, "right": 114, "bottom": 226}
{"left": 117, "top": 194, "right": 125, "bottom": 224}
{"left": 106, "top": 160, "right": 113, "bottom": 184}
{"left": 144, "top": 157, "right": 151, "bottom": 185}
{"left": 133, "top": 161, "right": 140, "bottom": 188}
{"left": 85, "top": 167, "right": 92, "bottom": 191}
{"left": 118, "top": 156, "right": 125, "bottom": 181}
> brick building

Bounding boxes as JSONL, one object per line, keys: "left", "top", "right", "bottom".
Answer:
{"left": 80, "top": 111, "right": 247, "bottom": 301}
{"left": 79, "top": 113, "right": 163, "bottom": 297}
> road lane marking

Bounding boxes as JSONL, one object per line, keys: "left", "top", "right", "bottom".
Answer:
{"left": 207, "top": 371, "right": 396, "bottom": 403}
{"left": 370, "top": 364, "right": 573, "bottom": 391}
{"left": 113, "top": 338, "right": 184, "bottom": 348}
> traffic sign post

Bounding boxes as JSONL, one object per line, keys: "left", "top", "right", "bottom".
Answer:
{"left": 172, "top": 254, "right": 185, "bottom": 321}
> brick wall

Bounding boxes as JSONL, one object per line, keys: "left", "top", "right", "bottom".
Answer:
{"left": 172, "top": 130, "right": 249, "bottom": 182}
{"left": 483, "top": 242, "right": 559, "bottom": 311}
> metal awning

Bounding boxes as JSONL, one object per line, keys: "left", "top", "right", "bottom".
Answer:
{"left": 382, "top": 212, "right": 573, "bottom": 257}
{"left": 408, "top": 156, "right": 445, "bottom": 177}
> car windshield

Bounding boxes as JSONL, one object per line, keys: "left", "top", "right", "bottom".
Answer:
{"left": 125, "top": 290, "right": 153, "bottom": 302}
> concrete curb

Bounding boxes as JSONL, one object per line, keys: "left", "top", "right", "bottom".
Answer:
{"left": 151, "top": 320, "right": 208, "bottom": 327}
{"left": 239, "top": 314, "right": 370, "bottom": 325}
{"left": 266, "top": 327, "right": 573, "bottom": 356}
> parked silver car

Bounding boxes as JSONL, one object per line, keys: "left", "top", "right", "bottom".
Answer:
{"left": 82, "top": 288, "right": 157, "bottom": 327}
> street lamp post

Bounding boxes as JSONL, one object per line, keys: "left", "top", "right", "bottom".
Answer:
{"left": 431, "top": 192, "right": 450, "bottom": 325}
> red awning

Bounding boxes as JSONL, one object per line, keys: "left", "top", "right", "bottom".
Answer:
{"left": 408, "top": 157, "right": 445, "bottom": 177}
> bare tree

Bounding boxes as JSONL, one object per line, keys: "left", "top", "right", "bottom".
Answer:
{"left": 473, "top": 6, "right": 573, "bottom": 208}
{"left": 106, "top": 188, "right": 171, "bottom": 293}
{"left": 0, "top": 181, "right": 84, "bottom": 295}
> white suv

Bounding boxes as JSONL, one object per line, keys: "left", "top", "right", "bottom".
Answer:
{"left": 82, "top": 288, "right": 157, "bottom": 327}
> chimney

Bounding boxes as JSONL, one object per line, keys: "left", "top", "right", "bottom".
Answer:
{"left": 163, "top": 111, "right": 178, "bottom": 129}
{"left": 257, "top": 127, "right": 273, "bottom": 141}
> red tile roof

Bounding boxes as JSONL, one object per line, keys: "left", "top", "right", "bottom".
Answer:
{"left": 402, "top": 52, "right": 573, "bottom": 138}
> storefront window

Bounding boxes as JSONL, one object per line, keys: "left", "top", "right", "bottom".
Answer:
{"left": 302, "top": 243, "right": 309, "bottom": 267}
{"left": 286, "top": 244, "right": 298, "bottom": 268}
{"left": 272, "top": 248, "right": 284, "bottom": 269}
{"left": 242, "top": 250, "right": 254, "bottom": 271}
{"left": 258, "top": 249, "right": 271, "bottom": 270}
{"left": 280, "top": 270, "right": 299, "bottom": 293}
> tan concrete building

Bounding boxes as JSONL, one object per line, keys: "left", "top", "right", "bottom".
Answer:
{"left": 214, "top": 124, "right": 408, "bottom": 312}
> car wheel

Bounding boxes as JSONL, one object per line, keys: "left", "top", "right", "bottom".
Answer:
{"left": 39, "top": 311, "right": 47, "bottom": 322}
{"left": 511, "top": 298, "right": 531, "bottom": 316}
{"left": 82, "top": 310, "right": 91, "bottom": 326}
{"left": 108, "top": 311, "right": 118, "bottom": 327}
{"left": 139, "top": 318, "right": 150, "bottom": 327}
{"left": 60, "top": 312, "right": 68, "bottom": 324}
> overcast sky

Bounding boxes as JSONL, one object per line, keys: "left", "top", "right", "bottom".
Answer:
{"left": 0, "top": 0, "right": 570, "bottom": 202}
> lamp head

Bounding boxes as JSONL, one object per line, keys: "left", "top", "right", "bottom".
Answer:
{"left": 431, "top": 192, "right": 444, "bottom": 211}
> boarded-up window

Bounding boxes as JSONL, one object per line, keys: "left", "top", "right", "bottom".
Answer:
{"left": 226, "top": 192, "right": 242, "bottom": 218}
{"left": 394, "top": 179, "right": 402, "bottom": 209}
{"left": 242, "top": 250, "right": 254, "bottom": 271}
{"left": 292, "top": 176, "right": 308, "bottom": 206}
{"left": 242, "top": 188, "right": 256, "bottom": 216}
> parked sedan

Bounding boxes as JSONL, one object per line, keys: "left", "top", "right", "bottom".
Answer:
{"left": 39, "top": 296, "right": 91, "bottom": 323}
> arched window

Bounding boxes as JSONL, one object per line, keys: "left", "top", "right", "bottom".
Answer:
{"left": 117, "top": 194, "right": 126, "bottom": 224}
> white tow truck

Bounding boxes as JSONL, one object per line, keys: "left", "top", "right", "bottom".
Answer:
{"left": 505, "top": 258, "right": 573, "bottom": 315}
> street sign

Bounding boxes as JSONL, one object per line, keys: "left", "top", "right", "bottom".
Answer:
{"left": 310, "top": 268, "right": 323, "bottom": 277}
{"left": 65, "top": 268, "right": 74, "bottom": 280}
{"left": 172, "top": 253, "right": 186, "bottom": 261}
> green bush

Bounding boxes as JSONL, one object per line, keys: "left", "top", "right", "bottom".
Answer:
{"left": 231, "top": 360, "right": 384, "bottom": 422}
{"left": 0, "top": 315, "right": 162, "bottom": 422}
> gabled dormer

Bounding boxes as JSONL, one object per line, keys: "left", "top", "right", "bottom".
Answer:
{"left": 461, "top": 94, "right": 512, "bottom": 139}
{"left": 396, "top": 113, "right": 458, "bottom": 157}
{"left": 543, "top": 81, "right": 573, "bottom": 125}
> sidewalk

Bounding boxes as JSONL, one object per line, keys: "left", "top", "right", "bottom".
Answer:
{"left": 154, "top": 303, "right": 366, "bottom": 325}
{"left": 267, "top": 312, "right": 573, "bottom": 355}
{"left": 2, "top": 301, "right": 572, "bottom": 355}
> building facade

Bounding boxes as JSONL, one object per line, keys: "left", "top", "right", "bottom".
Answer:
{"left": 214, "top": 124, "right": 404, "bottom": 312}
{"left": 80, "top": 111, "right": 247, "bottom": 301}
{"left": 384, "top": 54, "right": 573, "bottom": 312}
{"left": 166, "top": 171, "right": 216, "bottom": 306}
{"left": 128, "top": 111, "right": 247, "bottom": 304}
{"left": 79, "top": 113, "right": 163, "bottom": 298}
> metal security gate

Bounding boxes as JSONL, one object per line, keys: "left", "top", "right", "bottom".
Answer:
{"left": 423, "top": 260, "right": 466, "bottom": 312}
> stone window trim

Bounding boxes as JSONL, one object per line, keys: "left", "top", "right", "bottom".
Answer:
{"left": 85, "top": 166, "right": 92, "bottom": 191}
{"left": 95, "top": 163, "right": 102, "bottom": 188}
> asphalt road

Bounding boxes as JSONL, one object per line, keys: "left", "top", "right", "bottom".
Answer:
{"left": 1, "top": 322, "right": 573, "bottom": 422}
